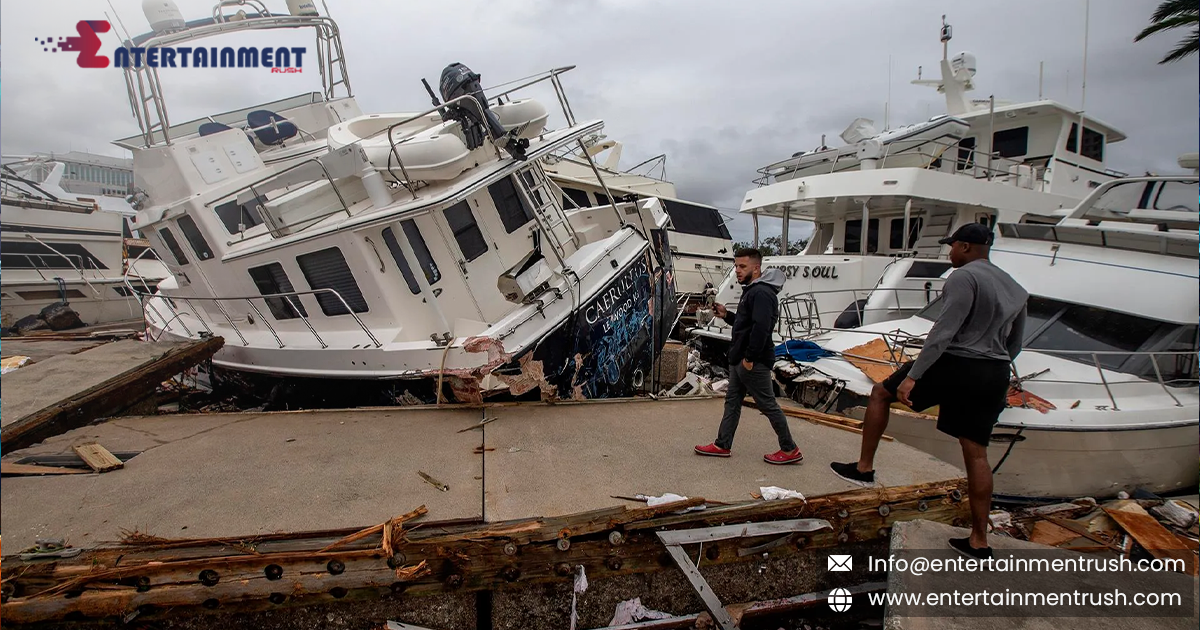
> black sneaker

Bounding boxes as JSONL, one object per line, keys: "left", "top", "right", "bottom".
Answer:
{"left": 948, "top": 537, "right": 994, "bottom": 561}
{"left": 830, "top": 461, "right": 875, "bottom": 487}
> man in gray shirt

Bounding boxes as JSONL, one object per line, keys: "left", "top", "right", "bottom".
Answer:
{"left": 830, "top": 223, "right": 1027, "bottom": 560}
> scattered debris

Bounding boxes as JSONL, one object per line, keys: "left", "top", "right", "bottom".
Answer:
{"left": 569, "top": 565, "right": 588, "bottom": 630}
{"left": 754, "top": 400, "right": 894, "bottom": 441}
{"left": 1152, "top": 500, "right": 1199, "bottom": 529}
{"left": 418, "top": 471, "right": 449, "bottom": 492}
{"left": 1, "top": 355, "right": 31, "bottom": 374}
{"left": 71, "top": 442, "right": 124, "bottom": 473}
{"left": 319, "top": 506, "right": 428, "bottom": 553}
{"left": 0, "top": 461, "right": 89, "bottom": 476}
{"left": 456, "top": 416, "right": 499, "bottom": 433}
{"left": 12, "top": 314, "right": 50, "bottom": 335}
{"left": 760, "top": 486, "right": 806, "bottom": 502}
{"left": 608, "top": 597, "right": 674, "bottom": 625}
{"left": 18, "top": 539, "right": 82, "bottom": 561}
{"left": 1103, "top": 500, "right": 1196, "bottom": 575}
{"left": 39, "top": 303, "right": 85, "bottom": 331}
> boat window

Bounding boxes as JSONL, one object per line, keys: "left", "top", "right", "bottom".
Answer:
{"left": 489, "top": 177, "right": 535, "bottom": 234}
{"left": 904, "top": 260, "right": 950, "bottom": 279}
{"left": 594, "top": 192, "right": 612, "bottom": 206}
{"left": 888, "top": 217, "right": 923, "bottom": 250}
{"left": 158, "top": 227, "right": 189, "bottom": 266}
{"left": 176, "top": 216, "right": 214, "bottom": 261}
{"left": 215, "top": 197, "right": 265, "bottom": 234}
{"left": 991, "top": 127, "right": 1029, "bottom": 159}
{"left": 662, "top": 200, "right": 732, "bottom": 240}
{"left": 844, "top": 219, "right": 879, "bottom": 254}
{"left": 1150, "top": 180, "right": 1199, "bottom": 213}
{"left": 443, "top": 201, "right": 488, "bottom": 262}
{"left": 561, "top": 187, "right": 592, "bottom": 209}
{"left": 381, "top": 227, "right": 421, "bottom": 294}
{"left": 16, "top": 289, "right": 88, "bottom": 301}
{"left": 1025, "top": 301, "right": 1165, "bottom": 370}
{"left": 295, "top": 247, "right": 369, "bottom": 316}
{"left": 956, "top": 137, "right": 977, "bottom": 170}
{"left": 1, "top": 242, "right": 106, "bottom": 270}
{"left": 401, "top": 220, "right": 441, "bottom": 286}
{"left": 248, "top": 262, "right": 307, "bottom": 320}
{"left": 1066, "top": 124, "right": 1105, "bottom": 162}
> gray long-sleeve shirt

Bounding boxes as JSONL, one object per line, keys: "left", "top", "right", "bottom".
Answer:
{"left": 908, "top": 258, "right": 1029, "bottom": 380}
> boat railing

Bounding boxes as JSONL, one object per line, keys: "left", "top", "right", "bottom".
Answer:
{"left": 794, "top": 326, "right": 1198, "bottom": 411}
{"left": 208, "top": 157, "right": 353, "bottom": 241}
{"left": 383, "top": 67, "right": 581, "bottom": 200}
{"left": 776, "top": 287, "right": 944, "bottom": 339}
{"left": 755, "top": 136, "right": 1049, "bottom": 191}
{"left": 133, "top": 283, "right": 382, "bottom": 350}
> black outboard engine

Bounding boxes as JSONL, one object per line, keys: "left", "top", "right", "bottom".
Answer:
{"left": 437, "top": 63, "right": 529, "bottom": 160}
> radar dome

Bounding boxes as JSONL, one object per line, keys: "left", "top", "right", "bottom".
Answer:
{"left": 142, "top": 0, "right": 185, "bottom": 33}
{"left": 950, "top": 52, "right": 977, "bottom": 81}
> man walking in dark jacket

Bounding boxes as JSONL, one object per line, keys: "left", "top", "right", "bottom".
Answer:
{"left": 695, "top": 248, "right": 803, "bottom": 465}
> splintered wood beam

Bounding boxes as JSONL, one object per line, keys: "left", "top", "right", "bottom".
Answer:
{"left": 1, "top": 337, "right": 225, "bottom": 454}
{"left": 319, "top": 505, "right": 428, "bottom": 553}
{"left": 0, "top": 462, "right": 89, "bottom": 476}
{"left": 0, "top": 479, "right": 968, "bottom": 624}
{"left": 743, "top": 398, "right": 894, "bottom": 441}
{"left": 72, "top": 442, "right": 124, "bottom": 473}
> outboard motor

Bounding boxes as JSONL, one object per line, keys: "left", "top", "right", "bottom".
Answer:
{"left": 437, "top": 63, "right": 529, "bottom": 160}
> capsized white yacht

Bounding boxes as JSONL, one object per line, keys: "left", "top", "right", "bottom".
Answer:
{"left": 784, "top": 175, "right": 1199, "bottom": 500}
{"left": 1, "top": 159, "right": 170, "bottom": 328}
{"left": 121, "top": 2, "right": 676, "bottom": 405}
{"left": 690, "top": 16, "right": 1129, "bottom": 359}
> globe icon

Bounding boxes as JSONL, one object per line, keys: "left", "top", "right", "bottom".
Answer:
{"left": 828, "top": 587, "right": 853, "bottom": 612}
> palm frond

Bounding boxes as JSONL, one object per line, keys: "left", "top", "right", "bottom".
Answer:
{"left": 1160, "top": 30, "right": 1200, "bottom": 64}
{"left": 1135, "top": 14, "right": 1200, "bottom": 41}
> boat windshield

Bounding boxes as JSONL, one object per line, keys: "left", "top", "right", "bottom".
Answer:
{"left": 915, "top": 294, "right": 1198, "bottom": 382}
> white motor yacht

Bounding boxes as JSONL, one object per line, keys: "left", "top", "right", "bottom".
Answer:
{"left": 1, "top": 159, "right": 170, "bottom": 328}
{"left": 784, "top": 175, "right": 1199, "bottom": 500}
{"left": 120, "top": 2, "right": 677, "bottom": 404}
{"left": 690, "top": 17, "right": 1130, "bottom": 359}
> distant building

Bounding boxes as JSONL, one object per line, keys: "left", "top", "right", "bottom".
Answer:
{"left": 2, "top": 151, "right": 134, "bottom": 198}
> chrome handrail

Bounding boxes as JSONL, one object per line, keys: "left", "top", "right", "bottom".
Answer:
{"left": 775, "top": 286, "right": 945, "bottom": 339}
{"left": 135, "top": 285, "right": 381, "bottom": 349}
{"left": 792, "top": 325, "right": 1198, "bottom": 410}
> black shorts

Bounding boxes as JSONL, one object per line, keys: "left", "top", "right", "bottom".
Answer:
{"left": 882, "top": 354, "right": 1011, "bottom": 446}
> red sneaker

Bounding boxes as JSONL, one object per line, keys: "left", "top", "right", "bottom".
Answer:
{"left": 694, "top": 443, "right": 731, "bottom": 457}
{"left": 764, "top": 448, "right": 804, "bottom": 465}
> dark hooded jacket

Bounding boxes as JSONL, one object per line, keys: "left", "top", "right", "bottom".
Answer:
{"left": 722, "top": 267, "right": 785, "bottom": 366}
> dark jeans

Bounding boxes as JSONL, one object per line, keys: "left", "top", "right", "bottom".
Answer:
{"left": 715, "top": 362, "right": 797, "bottom": 451}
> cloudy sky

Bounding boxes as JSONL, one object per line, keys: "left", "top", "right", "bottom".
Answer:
{"left": 3, "top": 0, "right": 1196, "bottom": 242}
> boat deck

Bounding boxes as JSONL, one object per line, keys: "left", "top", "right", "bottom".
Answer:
{"left": 1, "top": 397, "right": 963, "bottom": 552}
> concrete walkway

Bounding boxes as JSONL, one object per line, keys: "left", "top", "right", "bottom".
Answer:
{"left": 1, "top": 398, "right": 963, "bottom": 552}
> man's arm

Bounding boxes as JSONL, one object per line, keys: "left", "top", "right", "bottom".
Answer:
{"left": 908, "top": 272, "right": 975, "bottom": 380}
{"left": 721, "top": 306, "right": 736, "bottom": 326}
{"left": 744, "top": 289, "right": 775, "bottom": 365}
{"left": 1005, "top": 304, "right": 1027, "bottom": 361}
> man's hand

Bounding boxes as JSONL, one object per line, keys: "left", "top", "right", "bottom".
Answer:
{"left": 741, "top": 359, "right": 753, "bottom": 371}
{"left": 714, "top": 303, "right": 728, "bottom": 318}
{"left": 896, "top": 377, "right": 916, "bottom": 406}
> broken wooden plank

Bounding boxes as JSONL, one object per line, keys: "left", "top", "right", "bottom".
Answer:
{"left": 1043, "top": 516, "right": 1123, "bottom": 552}
{"left": 2, "top": 337, "right": 224, "bottom": 454}
{"left": 1029, "top": 520, "right": 1079, "bottom": 547}
{"left": 318, "top": 505, "right": 427, "bottom": 553}
{"left": 1103, "top": 502, "right": 1196, "bottom": 575}
{"left": 0, "top": 461, "right": 89, "bottom": 476}
{"left": 71, "top": 442, "right": 123, "bottom": 473}
{"left": 746, "top": 399, "right": 894, "bottom": 441}
{"left": 417, "top": 471, "right": 449, "bottom": 492}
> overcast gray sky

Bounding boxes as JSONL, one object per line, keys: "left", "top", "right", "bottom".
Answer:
{"left": 3, "top": 0, "right": 1196, "bottom": 242}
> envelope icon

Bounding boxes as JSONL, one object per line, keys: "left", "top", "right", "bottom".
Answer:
{"left": 828, "top": 554, "right": 852, "bottom": 572}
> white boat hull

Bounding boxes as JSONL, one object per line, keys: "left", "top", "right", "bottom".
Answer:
{"left": 878, "top": 407, "right": 1199, "bottom": 500}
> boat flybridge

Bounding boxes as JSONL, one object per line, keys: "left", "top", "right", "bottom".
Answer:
{"left": 690, "top": 16, "right": 1131, "bottom": 359}
{"left": 120, "top": 1, "right": 676, "bottom": 404}
{"left": 1, "top": 159, "right": 171, "bottom": 327}
{"left": 781, "top": 175, "right": 1199, "bottom": 499}
{"left": 542, "top": 136, "right": 734, "bottom": 303}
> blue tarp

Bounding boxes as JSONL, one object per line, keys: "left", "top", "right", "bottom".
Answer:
{"left": 774, "top": 339, "right": 833, "bottom": 362}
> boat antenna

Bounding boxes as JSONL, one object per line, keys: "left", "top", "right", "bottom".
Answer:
{"left": 1078, "top": 0, "right": 1090, "bottom": 141}
{"left": 105, "top": 0, "right": 135, "bottom": 44}
{"left": 885, "top": 54, "right": 892, "bottom": 129}
{"left": 1038, "top": 61, "right": 1044, "bottom": 99}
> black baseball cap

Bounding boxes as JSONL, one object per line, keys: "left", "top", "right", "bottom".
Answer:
{"left": 939, "top": 223, "right": 995, "bottom": 246}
